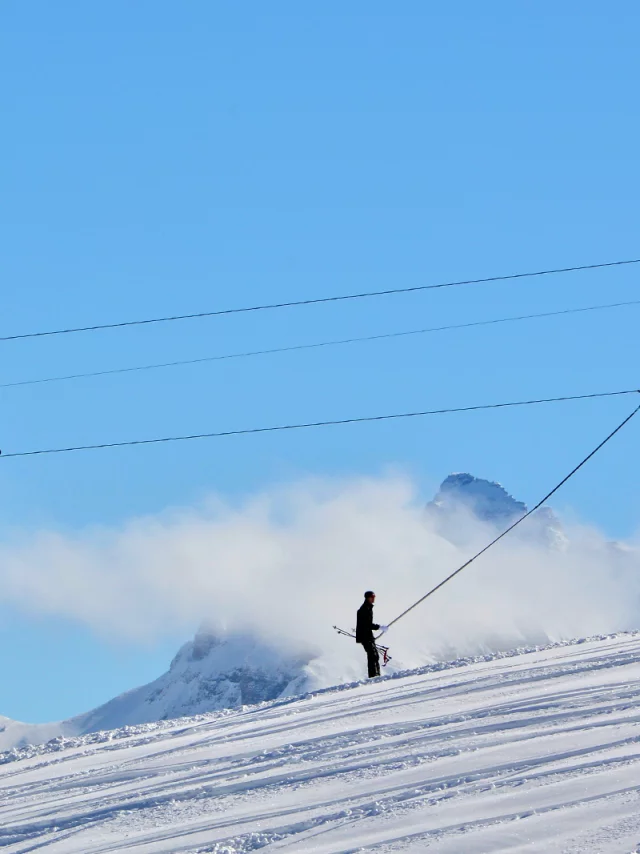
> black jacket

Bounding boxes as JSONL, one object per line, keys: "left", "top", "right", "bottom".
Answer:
{"left": 356, "top": 600, "right": 380, "bottom": 644}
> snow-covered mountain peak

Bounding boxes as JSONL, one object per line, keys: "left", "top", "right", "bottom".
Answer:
{"left": 168, "top": 627, "right": 318, "bottom": 705}
{"left": 427, "top": 472, "right": 565, "bottom": 548}
{"left": 431, "top": 473, "right": 527, "bottom": 524}
{"left": 76, "top": 629, "right": 317, "bottom": 734}
{"left": 0, "top": 630, "right": 318, "bottom": 751}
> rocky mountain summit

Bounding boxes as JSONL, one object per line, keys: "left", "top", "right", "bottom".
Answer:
{"left": 426, "top": 473, "right": 566, "bottom": 548}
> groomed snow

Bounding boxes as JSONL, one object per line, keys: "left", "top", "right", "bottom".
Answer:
{"left": 3, "top": 634, "right": 640, "bottom": 853}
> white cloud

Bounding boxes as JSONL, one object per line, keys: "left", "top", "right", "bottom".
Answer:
{"left": 1, "top": 474, "right": 638, "bottom": 673}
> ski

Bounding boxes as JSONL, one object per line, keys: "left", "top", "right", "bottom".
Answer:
{"left": 332, "top": 625, "right": 392, "bottom": 666}
{"left": 333, "top": 625, "right": 356, "bottom": 639}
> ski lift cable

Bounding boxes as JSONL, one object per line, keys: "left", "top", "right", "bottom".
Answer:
{"left": 2, "top": 298, "right": 639, "bottom": 390}
{"left": 383, "top": 397, "right": 640, "bottom": 633}
{"left": 1, "top": 257, "right": 638, "bottom": 343}
{"left": 0, "top": 388, "right": 637, "bottom": 459}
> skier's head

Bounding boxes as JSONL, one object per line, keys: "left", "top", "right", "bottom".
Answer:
{"left": 364, "top": 590, "right": 376, "bottom": 603}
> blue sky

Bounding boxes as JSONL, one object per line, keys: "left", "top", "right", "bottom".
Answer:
{"left": 1, "top": 2, "right": 638, "bottom": 723}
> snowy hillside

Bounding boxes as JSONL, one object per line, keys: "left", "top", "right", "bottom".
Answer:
{"left": 3, "top": 634, "right": 640, "bottom": 853}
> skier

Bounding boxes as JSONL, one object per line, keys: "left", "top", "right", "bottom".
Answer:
{"left": 356, "top": 591, "right": 388, "bottom": 678}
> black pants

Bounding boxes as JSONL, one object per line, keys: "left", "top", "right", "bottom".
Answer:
{"left": 361, "top": 640, "right": 380, "bottom": 678}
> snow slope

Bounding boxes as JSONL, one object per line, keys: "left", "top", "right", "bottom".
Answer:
{"left": 3, "top": 633, "right": 640, "bottom": 853}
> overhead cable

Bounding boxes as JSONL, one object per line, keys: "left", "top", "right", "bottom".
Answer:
{"left": 0, "top": 388, "right": 637, "bottom": 459}
{"left": 384, "top": 398, "right": 640, "bottom": 631}
{"left": 1, "top": 258, "right": 638, "bottom": 343}
{"left": 2, "top": 298, "right": 638, "bottom": 390}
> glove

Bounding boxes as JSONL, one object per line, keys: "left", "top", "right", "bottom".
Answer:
{"left": 379, "top": 625, "right": 389, "bottom": 635}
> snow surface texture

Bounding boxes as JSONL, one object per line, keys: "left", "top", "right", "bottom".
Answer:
{"left": 3, "top": 472, "right": 640, "bottom": 751}
{"left": 4, "top": 634, "right": 640, "bottom": 852}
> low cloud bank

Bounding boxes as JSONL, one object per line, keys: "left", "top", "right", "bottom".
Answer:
{"left": 1, "top": 475, "right": 638, "bottom": 675}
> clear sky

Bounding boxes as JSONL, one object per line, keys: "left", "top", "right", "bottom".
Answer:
{"left": 1, "top": 2, "right": 638, "bottom": 723}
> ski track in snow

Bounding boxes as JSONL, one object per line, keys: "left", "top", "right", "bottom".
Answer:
{"left": 3, "top": 635, "right": 640, "bottom": 852}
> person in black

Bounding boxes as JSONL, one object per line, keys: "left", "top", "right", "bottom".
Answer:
{"left": 356, "top": 591, "right": 387, "bottom": 678}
